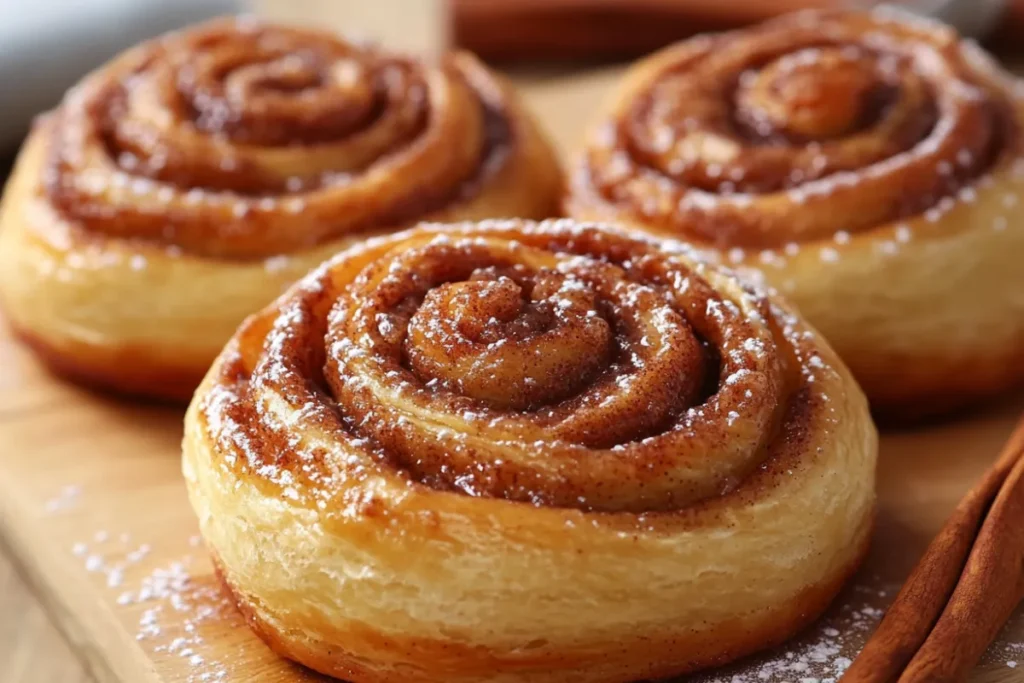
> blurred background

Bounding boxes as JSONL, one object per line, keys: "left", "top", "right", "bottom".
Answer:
{"left": 0, "top": 0, "right": 1020, "bottom": 174}
{"left": 450, "top": 0, "right": 1019, "bottom": 61}
{"left": 1, "top": 0, "right": 1022, "bottom": 157}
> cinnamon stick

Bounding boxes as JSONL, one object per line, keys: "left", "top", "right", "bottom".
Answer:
{"left": 844, "top": 414, "right": 1024, "bottom": 683}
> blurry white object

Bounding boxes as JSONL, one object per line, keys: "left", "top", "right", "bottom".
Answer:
{"left": 891, "top": 0, "right": 1007, "bottom": 40}
{"left": 0, "top": 0, "right": 242, "bottom": 151}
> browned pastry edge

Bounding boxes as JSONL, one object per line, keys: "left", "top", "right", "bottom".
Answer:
{"left": 861, "top": 342, "right": 1024, "bottom": 424}
{"left": 209, "top": 528, "right": 873, "bottom": 683}
{"left": 8, "top": 319, "right": 204, "bottom": 402}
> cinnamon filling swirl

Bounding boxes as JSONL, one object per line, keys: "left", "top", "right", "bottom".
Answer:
{"left": 200, "top": 221, "right": 814, "bottom": 515}
{"left": 44, "top": 18, "right": 515, "bottom": 259}
{"left": 574, "top": 9, "right": 1017, "bottom": 248}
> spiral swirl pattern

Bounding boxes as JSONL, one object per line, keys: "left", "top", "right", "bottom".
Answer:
{"left": 185, "top": 219, "right": 876, "bottom": 683}
{"left": 45, "top": 17, "right": 550, "bottom": 259}
{"left": 200, "top": 220, "right": 833, "bottom": 513}
{"left": 0, "top": 18, "right": 561, "bottom": 401}
{"left": 569, "top": 9, "right": 1018, "bottom": 249}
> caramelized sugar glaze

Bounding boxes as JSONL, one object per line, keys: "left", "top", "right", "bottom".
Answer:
{"left": 184, "top": 220, "right": 877, "bottom": 683}
{"left": 45, "top": 19, "right": 528, "bottom": 256}
{"left": 0, "top": 18, "right": 561, "bottom": 400}
{"left": 570, "top": 9, "right": 1013, "bottom": 246}
{"left": 568, "top": 9, "right": 1024, "bottom": 418}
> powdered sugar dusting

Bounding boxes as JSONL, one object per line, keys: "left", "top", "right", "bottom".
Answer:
{"left": 578, "top": 7, "right": 1024, "bottom": 266}
{"left": 695, "top": 573, "right": 1024, "bottom": 682}
{"left": 70, "top": 530, "right": 234, "bottom": 682}
{"left": 981, "top": 608, "right": 1024, "bottom": 670}
{"left": 263, "top": 255, "right": 292, "bottom": 274}
{"left": 43, "top": 484, "right": 82, "bottom": 514}
{"left": 695, "top": 581, "right": 896, "bottom": 683}
{"left": 55, "top": 518, "right": 1024, "bottom": 682}
{"left": 141, "top": 573, "right": 233, "bottom": 683}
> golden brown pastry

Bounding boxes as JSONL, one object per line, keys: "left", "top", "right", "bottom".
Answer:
{"left": 182, "top": 219, "right": 877, "bottom": 683}
{"left": 567, "top": 8, "right": 1024, "bottom": 420}
{"left": 0, "top": 18, "right": 562, "bottom": 402}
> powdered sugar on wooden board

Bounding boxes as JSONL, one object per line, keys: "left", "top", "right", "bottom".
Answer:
{"left": 50, "top": 486, "right": 902, "bottom": 683}
{"left": 17, "top": 461, "right": 1024, "bottom": 683}
{"left": 697, "top": 583, "right": 893, "bottom": 683}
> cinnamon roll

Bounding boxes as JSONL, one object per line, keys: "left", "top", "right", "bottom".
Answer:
{"left": 182, "top": 219, "right": 877, "bottom": 683}
{"left": 567, "top": 9, "right": 1024, "bottom": 419}
{"left": 0, "top": 18, "right": 561, "bottom": 401}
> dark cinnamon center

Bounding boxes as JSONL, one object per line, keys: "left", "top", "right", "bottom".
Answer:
{"left": 405, "top": 270, "right": 613, "bottom": 410}
{"left": 740, "top": 47, "right": 880, "bottom": 140}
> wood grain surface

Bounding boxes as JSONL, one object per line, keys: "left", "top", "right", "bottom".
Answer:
{"left": 3, "top": 3, "right": 1024, "bottom": 683}
{"left": 0, "top": 553, "right": 92, "bottom": 683}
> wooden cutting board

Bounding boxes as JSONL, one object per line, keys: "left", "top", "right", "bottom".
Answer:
{"left": 2, "top": 64, "right": 1024, "bottom": 683}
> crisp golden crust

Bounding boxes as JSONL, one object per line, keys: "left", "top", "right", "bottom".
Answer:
{"left": 212, "top": 539, "right": 871, "bottom": 683}
{"left": 566, "top": 8, "right": 1024, "bottom": 419}
{"left": 10, "top": 320, "right": 205, "bottom": 403}
{"left": 0, "top": 18, "right": 562, "bottom": 401}
{"left": 183, "top": 219, "right": 877, "bottom": 682}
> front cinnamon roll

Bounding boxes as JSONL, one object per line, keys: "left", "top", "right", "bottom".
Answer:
{"left": 0, "top": 18, "right": 561, "bottom": 401}
{"left": 183, "top": 219, "right": 877, "bottom": 683}
{"left": 567, "top": 9, "right": 1024, "bottom": 419}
